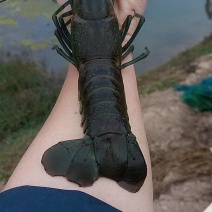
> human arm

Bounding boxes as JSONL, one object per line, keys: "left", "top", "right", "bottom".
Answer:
{"left": 4, "top": 1, "right": 153, "bottom": 211}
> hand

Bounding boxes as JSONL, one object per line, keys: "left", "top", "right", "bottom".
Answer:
{"left": 114, "top": 0, "right": 147, "bottom": 42}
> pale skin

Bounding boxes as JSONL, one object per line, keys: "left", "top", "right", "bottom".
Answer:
{"left": 4, "top": 0, "right": 154, "bottom": 211}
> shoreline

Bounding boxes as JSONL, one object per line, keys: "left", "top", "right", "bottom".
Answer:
{"left": 137, "top": 33, "right": 212, "bottom": 95}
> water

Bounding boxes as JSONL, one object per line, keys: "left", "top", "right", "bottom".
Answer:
{"left": 0, "top": 0, "right": 211, "bottom": 75}
{"left": 135, "top": 0, "right": 212, "bottom": 74}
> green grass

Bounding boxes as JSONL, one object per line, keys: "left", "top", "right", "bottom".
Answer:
{"left": 170, "top": 35, "right": 212, "bottom": 67}
{"left": 0, "top": 126, "right": 40, "bottom": 180}
{"left": 0, "top": 59, "right": 62, "bottom": 180}
{"left": 137, "top": 34, "right": 212, "bottom": 95}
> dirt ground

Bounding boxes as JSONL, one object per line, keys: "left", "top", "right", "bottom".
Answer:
{"left": 141, "top": 54, "right": 212, "bottom": 212}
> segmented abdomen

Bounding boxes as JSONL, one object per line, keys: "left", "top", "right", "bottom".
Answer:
{"left": 79, "top": 60, "right": 131, "bottom": 137}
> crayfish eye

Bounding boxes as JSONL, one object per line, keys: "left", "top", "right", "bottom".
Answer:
{"left": 73, "top": 0, "right": 114, "bottom": 20}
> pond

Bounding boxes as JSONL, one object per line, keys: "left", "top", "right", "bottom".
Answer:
{"left": 0, "top": 0, "right": 211, "bottom": 75}
{"left": 136, "top": 0, "right": 212, "bottom": 74}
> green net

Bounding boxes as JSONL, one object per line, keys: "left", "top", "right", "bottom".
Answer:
{"left": 174, "top": 76, "right": 212, "bottom": 111}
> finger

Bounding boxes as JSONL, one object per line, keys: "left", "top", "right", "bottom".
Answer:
{"left": 56, "top": 0, "right": 72, "bottom": 13}
{"left": 114, "top": 0, "right": 147, "bottom": 37}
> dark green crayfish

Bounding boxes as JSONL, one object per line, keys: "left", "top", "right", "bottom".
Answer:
{"left": 42, "top": 0, "right": 149, "bottom": 193}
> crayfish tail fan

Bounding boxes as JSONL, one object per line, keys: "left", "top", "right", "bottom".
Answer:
{"left": 41, "top": 136, "right": 99, "bottom": 187}
{"left": 117, "top": 133, "right": 147, "bottom": 193}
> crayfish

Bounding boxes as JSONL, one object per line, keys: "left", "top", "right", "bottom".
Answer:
{"left": 42, "top": 0, "right": 149, "bottom": 193}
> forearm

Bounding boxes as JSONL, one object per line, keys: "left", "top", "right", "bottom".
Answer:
{"left": 4, "top": 54, "right": 153, "bottom": 211}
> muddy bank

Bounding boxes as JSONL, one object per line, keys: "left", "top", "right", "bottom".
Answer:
{"left": 141, "top": 54, "right": 212, "bottom": 212}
